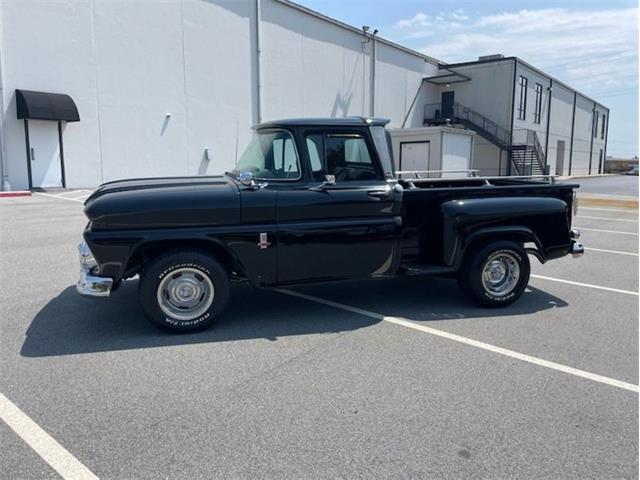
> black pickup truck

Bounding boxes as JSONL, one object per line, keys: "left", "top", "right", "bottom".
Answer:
{"left": 78, "top": 117, "right": 583, "bottom": 332}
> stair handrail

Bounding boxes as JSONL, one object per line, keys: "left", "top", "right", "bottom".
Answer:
{"left": 423, "top": 102, "right": 512, "bottom": 147}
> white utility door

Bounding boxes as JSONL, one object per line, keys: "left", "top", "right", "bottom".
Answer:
{"left": 400, "top": 141, "right": 430, "bottom": 172}
{"left": 441, "top": 132, "right": 471, "bottom": 178}
{"left": 28, "top": 120, "right": 62, "bottom": 188}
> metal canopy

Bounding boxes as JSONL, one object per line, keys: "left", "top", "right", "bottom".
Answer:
{"left": 424, "top": 72, "right": 471, "bottom": 85}
{"left": 16, "top": 89, "right": 80, "bottom": 122}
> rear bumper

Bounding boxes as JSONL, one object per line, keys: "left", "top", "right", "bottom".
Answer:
{"left": 569, "top": 230, "right": 584, "bottom": 258}
{"left": 76, "top": 242, "right": 113, "bottom": 297}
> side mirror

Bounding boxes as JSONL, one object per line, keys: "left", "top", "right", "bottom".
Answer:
{"left": 309, "top": 174, "right": 337, "bottom": 192}
{"left": 238, "top": 171, "right": 255, "bottom": 187}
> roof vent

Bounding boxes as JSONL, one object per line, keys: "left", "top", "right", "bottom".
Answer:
{"left": 478, "top": 54, "right": 504, "bottom": 61}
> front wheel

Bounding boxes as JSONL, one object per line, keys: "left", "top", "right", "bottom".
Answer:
{"left": 459, "top": 241, "right": 530, "bottom": 308}
{"left": 138, "top": 250, "right": 230, "bottom": 333}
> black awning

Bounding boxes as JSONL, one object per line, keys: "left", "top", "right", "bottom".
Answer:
{"left": 16, "top": 89, "right": 80, "bottom": 122}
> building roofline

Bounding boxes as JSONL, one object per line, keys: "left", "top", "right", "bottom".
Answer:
{"left": 273, "top": 0, "right": 441, "bottom": 66}
{"left": 440, "top": 56, "right": 609, "bottom": 110}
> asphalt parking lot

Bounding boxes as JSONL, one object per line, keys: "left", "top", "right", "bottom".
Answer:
{"left": 1, "top": 184, "right": 638, "bottom": 479}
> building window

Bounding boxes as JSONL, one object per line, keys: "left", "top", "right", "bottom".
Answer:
{"left": 601, "top": 114, "right": 606, "bottom": 139}
{"left": 593, "top": 111, "right": 599, "bottom": 138}
{"left": 534, "top": 83, "right": 543, "bottom": 124}
{"left": 517, "top": 75, "right": 527, "bottom": 120}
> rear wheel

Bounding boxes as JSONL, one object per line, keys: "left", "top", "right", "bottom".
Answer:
{"left": 459, "top": 241, "right": 530, "bottom": 307}
{"left": 138, "top": 250, "right": 230, "bottom": 333}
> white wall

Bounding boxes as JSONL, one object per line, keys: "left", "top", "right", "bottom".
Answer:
{"left": 0, "top": 0, "right": 437, "bottom": 190}
{"left": 547, "top": 82, "right": 574, "bottom": 175}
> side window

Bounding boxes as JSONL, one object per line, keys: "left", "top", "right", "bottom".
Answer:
{"left": 325, "top": 134, "right": 379, "bottom": 182}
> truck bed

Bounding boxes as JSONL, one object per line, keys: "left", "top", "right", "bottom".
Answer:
{"left": 397, "top": 176, "right": 578, "bottom": 268}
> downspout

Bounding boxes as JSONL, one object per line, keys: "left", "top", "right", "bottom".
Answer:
{"left": 568, "top": 91, "right": 576, "bottom": 175}
{"left": 254, "top": 0, "right": 263, "bottom": 124}
{"left": 603, "top": 108, "right": 609, "bottom": 173}
{"left": 588, "top": 101, "right": 595, "bottom": 174}
{"left": 0, "top": 26, "right": 7, "bottom": 190}
{"left": 544, "top": 78, "right": 552, "bottom": 174}
{"left": 507, "top": 59, "right": 517, "bottom": 176}
{"left": 369, "top": 34, "right": 376, "bottom": 117}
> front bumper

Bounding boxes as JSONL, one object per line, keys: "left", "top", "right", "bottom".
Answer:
{"left": 76, "top": 242, "right": 113, "bottom": 297}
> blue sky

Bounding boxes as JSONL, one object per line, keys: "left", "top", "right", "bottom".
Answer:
{"left": 298, "top": 0, "right": 639, "bottom": 158}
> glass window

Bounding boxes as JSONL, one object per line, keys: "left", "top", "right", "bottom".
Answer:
{"left": 234, "top": 130, "right": 300, "bottom": 180}
{"left": 518, "top": 75, "right": 528, "bottom": 120}
{"left": 305, "top": 133, "right": 381, "bottom": 182}
{"left": 534, "top": 83, "right": 543, "bottom": 124}
{"left": 306, "top": 135, "right": 324, "bottom": 181}
{"left": 601, "top": 114, "right": 606, "bottom": 139}
{"left": 593, "top": 112, "right": 599, "bottom": 138}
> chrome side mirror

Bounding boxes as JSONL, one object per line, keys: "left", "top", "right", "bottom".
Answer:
{"left": 309, "top": 174, "right": 337, "bottom": 192}
{"left": 238, "top": 171, "right": 255, "bottom": 187}
{"left": 323, "top": 174, "right": 336, "bottom": 186}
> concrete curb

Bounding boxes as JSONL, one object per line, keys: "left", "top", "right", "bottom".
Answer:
{"left": 0, "top": 191, "right": 31, "bottom": 198}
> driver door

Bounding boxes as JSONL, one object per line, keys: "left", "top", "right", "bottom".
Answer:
{"left": 276, "top": 128, "right": 402, "bottom": 284}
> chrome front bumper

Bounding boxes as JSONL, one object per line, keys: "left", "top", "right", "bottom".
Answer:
{"left": 77, "top": 242, "right": 113, "bottom": 297}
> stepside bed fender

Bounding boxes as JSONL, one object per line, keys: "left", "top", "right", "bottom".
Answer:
{"left": 441, "top": 196, "right": 570, "bottom": 269}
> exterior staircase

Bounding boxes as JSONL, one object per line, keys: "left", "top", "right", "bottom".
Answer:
{"left": 423, "top": 102, "right": 548, "bottom": 176}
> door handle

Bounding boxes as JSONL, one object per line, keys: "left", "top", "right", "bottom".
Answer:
{"left": 30, "top": 147, "right": 35, "bottom": 161}
{"left": 367, "top": 189, "right": 391, "bottom": 200}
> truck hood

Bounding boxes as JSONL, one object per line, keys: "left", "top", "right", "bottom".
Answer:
{"left": 84, "top": 176, "right": 241, "bottom": 229}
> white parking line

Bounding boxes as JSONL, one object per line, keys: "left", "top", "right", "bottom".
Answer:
{"left": 0, "top": 392, "right": 98, "bottom": 479}
{"left": 580, "top": 206, "right": 639, "bottom": 213}
{"left": 277, "top": 289, "right": 639, "bottom": 393}
{"left": 531, "top": 274, "right": 639, "bottom": 296}
{"left": 584, "top": 247, "right": 639, "bottom": 257}
{"left": 34, "top": 192, "right": 84, "bottom": 203}
{"left": 55, "top": 190, "right": 91, "bottom": 197}
{"left": 577, "top": 215, "right": 638, "bottom": 223}
{"left": 574, "top": 227, "right": 638, "bottom": 236}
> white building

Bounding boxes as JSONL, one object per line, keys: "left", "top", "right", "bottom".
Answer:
{"left": 0, "top": 0, "right": 608, "bottom": 190}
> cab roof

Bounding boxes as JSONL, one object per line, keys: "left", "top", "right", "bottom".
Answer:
{"left": 255, "top": 117, "right": 390, "bottom": 130}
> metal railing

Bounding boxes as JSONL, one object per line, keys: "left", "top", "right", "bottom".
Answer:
{"left": 423, "top": 102, "right": 512, "bottom": 147}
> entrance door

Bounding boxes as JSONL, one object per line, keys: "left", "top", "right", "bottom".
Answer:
{"left": 28, "top": 120, "right": 63, "bottom": 188}
{"left": 555, "top": 140, "right": 565, "bottom": 175}
{"left": 441, "top": 91, "right": 455, "bottom": 118}
{"left": 400, "top": 141, "right": 430, "bottom": 173}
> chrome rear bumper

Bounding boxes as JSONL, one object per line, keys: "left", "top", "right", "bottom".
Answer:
{"left": 76, "top": 242, "right": 113, "bottom": 297}
{"left": 571, "top": 239, "right": 584, "bottom": 258}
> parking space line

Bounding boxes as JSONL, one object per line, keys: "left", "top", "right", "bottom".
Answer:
{"left": 531, "top": 274, "right": 639, "bottom": 296}
{"left": 33, "top": 192, "right": 84, "bottom": 203}
{"left": 55, "top": 190, "right": 91, "bottom": 197}
{"left": 0, "top": 392, "right": 98, "bottom": 480}
{"left": 576, "top": 215, "right": 638, "bottom": 223}
{"left": 574, "top": 227, "right": 638, "bottom": 236}
{"left": 277, "top": 289, "right": 640, "bottom": 393}
{"left": 580, "top": 206, "right": 639, "bottom": 213}
{"left": 584, "top": 247, "right": 639, "bottom": 257}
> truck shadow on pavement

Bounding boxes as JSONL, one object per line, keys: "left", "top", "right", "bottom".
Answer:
{"left": 21, "top": 276, "right": 568, "bottom": 357}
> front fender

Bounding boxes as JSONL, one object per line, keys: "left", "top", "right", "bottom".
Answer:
{"left": 441, "top": 196, "right": 570, "bottom": 268}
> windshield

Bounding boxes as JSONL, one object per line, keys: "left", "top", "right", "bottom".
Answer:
{"left": 230, "top": 130, "right": 301, "bottom": 180}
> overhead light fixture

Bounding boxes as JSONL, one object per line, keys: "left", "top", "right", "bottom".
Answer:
{"left": 362, "top": 25, "right": 370, "bottom": 32}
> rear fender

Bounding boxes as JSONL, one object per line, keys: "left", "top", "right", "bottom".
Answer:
{"left": 441, "top": 196, "right": 570, "bottom": 269}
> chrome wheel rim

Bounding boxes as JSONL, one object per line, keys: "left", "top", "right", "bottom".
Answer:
{"left": 157, "top": 268, "right": 214, "bottom": 321}
{"left": 481, "top": 252, "right": 520, "bottom": 297}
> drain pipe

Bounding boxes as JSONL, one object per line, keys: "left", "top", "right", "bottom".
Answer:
{"left": 369, "top": 30, "right": 378, "bottom": 117}
{"left": 254, "top": 0, "right": 263, "bottom": 124}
